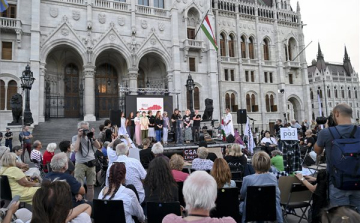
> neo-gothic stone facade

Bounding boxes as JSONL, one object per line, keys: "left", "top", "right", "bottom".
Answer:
{"left": 308, "top": 44, "right": 360, "bottom": 121}
{"left": 0, "top": 0, "right": 312, "bottom": 132}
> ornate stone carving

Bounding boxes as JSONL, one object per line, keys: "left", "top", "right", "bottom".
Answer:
{"left": 158, "top": 22, "right": 165, "bottom": 31}
{"left": 118, "top": 16, "right": 125, "bottom": 26}
{"left": 50, "top": 7, "right": 58, "bottom": 18}
{"left": 98, "top": 13, "right": 106, "bottom": 24}
{"left": 150, "top": 38, "right": 156, "bottom": 45}
{"left": 72, "top": 10, "right": 80, "bottom": 21}
{"left": 109, "top": 33, "right": 116, "bottom": 42}
{"left": 10, "top": 94, "right": 23, "bottom": 125}
{"left": 141, "top": 20, "right": 148, "bottom": 29}
{"left": 62, "top": 15, "right": 68, "bottom": 22}
{"left": 61, "top": 28, "right": 69, "bottom": 36}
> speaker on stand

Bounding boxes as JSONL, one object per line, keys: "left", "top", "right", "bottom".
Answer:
{"left": 237, "top": 109, "right": 247, "bottom": 135}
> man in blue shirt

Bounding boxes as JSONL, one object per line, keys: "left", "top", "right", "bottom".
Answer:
{"left": 19, "top": 126, "right": 33, "bottom": 161}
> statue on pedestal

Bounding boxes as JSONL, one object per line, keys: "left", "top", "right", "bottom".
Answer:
{"left": 10, "top": 93, "right": 23, "bottom": 125}
{"left": 202, "top": 98, "right": 213, "bottom": 121}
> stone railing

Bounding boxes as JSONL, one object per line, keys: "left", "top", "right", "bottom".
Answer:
{"left": 0, "top": 17, "right": 22, "bottom": 29}
{"left": 136, "top": 5, "right": 169, "bottom": 17}
{"left": 94, "top": 0, "right": 130, "bottom": 11}
{"left": 263, "top": 60, "right": 275, "bottom": 66}
{"left": 48, "top": 0, "right": 85, "bottom": 5}
{"left": 183, "top": 39, "right": 204, "bottom": 50}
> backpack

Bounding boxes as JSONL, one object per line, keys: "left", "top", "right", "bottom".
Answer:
{"left": 328, "top": 126, "right": 360, "bottom": 190}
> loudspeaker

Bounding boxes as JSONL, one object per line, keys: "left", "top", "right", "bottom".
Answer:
{"left": 110, "top": 110, "right": 121, "bottom": 127}
{"left": 237, "top": 109, "right": 247, "bottom": 124}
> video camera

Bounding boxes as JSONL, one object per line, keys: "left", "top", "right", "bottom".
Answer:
{"left": 82, "top": 129, "right": 94, "bottom": 138}
{"left": 316, "top": 113, "right": 336, "bottom": 127}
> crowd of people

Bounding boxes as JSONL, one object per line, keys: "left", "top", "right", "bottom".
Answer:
{"left": 1, "top": 103, "right": 360, "bottom": 223}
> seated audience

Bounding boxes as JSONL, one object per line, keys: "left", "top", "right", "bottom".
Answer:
{"left": 211, "top": 158, "right": 236, "bottom": 188}
{"left": 239, "top": 151, "right": 283, "bottom": 223}
{"left": 106, "top": 143, "right": 147, "bottom": 203}
{"left": 106, "top": 138, "right": 123, "bottom": 165}
{"left": 140, "top": 138, "right": 154, "bottom": 169}
{"left": 151, "top": 142, "right": 169, "bottom": 162}
{"left": 59, "top": 140, "right": 75, "bottom": 175}
{"left": 321, "top": 206, "right": 360, "bottom": 223}
{"left": 0, "top": 153, "right": 40, "bottom": 205}
{"left": 30, "top": 140, "right": 43, "bottom": 169}
{"left": 224, "top": 144, "right": 247, "bottom": 171}
{"left": 45, "top": 153, "right": 86, "bottom": 208}
{"left": 163, "top": 171, "right": 236, "bottom": 223}
{"left": 0, "top": 145, "right": 10, "bottom": 160}
{"left": 144, "top": 157, "right": 178, "bottom": 205}
{"left": 99, "top": 162, "right": 145, "bottom": 223}
{"left": 13, "top": 146, "right": 30, "bottom": 170}
{"left": 191, "top": 147, "right": 213, "bottom": 171}
{"left": 30, "top": 181, "right": 91, "bottom": 223}
{"left": 260, "top": 131, "right": 277, "bottom": 156}
{"left": 169, "top": 154, "right": 189, "bottom": 182}
{"left": 270, "top": 150, "right": 284, "bottom": 172}
{"left": 42, "top": 143, "right": 56, "bottom": 173}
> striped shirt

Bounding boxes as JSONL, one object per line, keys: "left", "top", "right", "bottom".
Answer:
{"left": 30, "top": 150, "right": 42, "bottom": 168}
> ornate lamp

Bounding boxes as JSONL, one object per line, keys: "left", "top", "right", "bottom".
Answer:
{"left": 185, "top": 74, "right": 195, "bottom": 116}
{"left": 20, "top": 65, "right": 35, "bottom": 125}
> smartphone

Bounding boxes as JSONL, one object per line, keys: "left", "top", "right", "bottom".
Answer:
{"left": 8, "top": 195, "right": 20, "bottom": 208}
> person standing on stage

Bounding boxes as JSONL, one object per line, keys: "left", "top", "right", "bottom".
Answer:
{"left": 171, "top": 109, "right": 179, "bottom": 143}
{"left": 176, "top": 111, "right": 184, "bottom": 144}
{"left": 126, "top": 112, "right": 135, "bottom": 140}
{"left": 163, "top": 112, "right": 170, "bottom": 145}
{"left": 118, "top": 111, "right": 127, "bottom": 136}
{"left": 155, "top": 111, "right": 163, "bottom": 143}
{"left": 224, "top": 108, "right": 234, "bottom": 136}
{"left": 140, "top": 111, "right": 149, "bottom": 142}
{"left": 148, "top": 110, "right": 156, "bottom": 142}
{"left": 192, "top": 110, "right": 201, "bottom": 143}
{"left": 134, "top": 112, "right": 142, "bottom": 146}
{"left": 183, "top": 109, "right": 192, "bottom": 143}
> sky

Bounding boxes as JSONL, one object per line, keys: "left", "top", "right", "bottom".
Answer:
{"left": 290, "top": 0, "right": 359, "bottom": 72}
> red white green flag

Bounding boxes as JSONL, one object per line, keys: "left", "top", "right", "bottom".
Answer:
{"left": 201, "top": 15, "right": 218, "bottom": 51}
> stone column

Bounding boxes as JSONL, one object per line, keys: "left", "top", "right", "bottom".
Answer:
{"left": 83, "top": 65, "right": 96, "bottom": 121}
{"left": 4, "top": 85, "right": 8, "bottom": 110}
{"left": 38, "top": 63, "right": 46, "bottom": 122}
{"left": 128, "top": 68, "right": 138, "bottom": 95}
{"left": 166, "top": 71, "right": 174, "bottom": 93}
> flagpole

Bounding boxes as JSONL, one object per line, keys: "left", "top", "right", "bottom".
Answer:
{"left": 194, "top": 9, "right": 209, "bottom": 40}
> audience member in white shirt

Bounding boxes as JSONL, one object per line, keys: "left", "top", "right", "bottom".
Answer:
{"left": 99, "top": 162, "right": 145, "bottom": 223}
{"left": 260, "top": 131, "right": 278, "bottom": 155}
{"left": 106, "top": 143, "right": 147, "bottom": 203}
{"left": 192, "top": 147, "right": 214, "bottom": 171}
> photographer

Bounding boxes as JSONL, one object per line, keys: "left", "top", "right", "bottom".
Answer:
{"left": 314, "top": 104, "right": 360, "bottom": 211}
{"left": 73, "top": 121, "right": 100, "bottom": 202}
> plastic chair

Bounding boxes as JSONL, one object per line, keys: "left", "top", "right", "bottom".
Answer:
{"left": 245, "top": 186, "right": 277, "bottom": 222}
{"left": 93, "top": 199, "right": 126, "bottom": 223}
{"left": 146, "top": 201, "right": 181, "bottom": 223}
{"left": 210, "top": 188, "right": 241, "bottom": 222}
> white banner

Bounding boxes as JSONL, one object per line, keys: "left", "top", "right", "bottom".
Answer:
{"left": 244, "top": 118, "right": 254, "bottom": 154}
{"left": 280, "top": 128, "right": 298, "bottom": 141}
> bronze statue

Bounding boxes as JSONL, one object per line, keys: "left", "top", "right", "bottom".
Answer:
{"left": 202, "top": 98, "right": 213, "bottom": 121}
{"left": 10, "top": 93, "right": 23, "bottom": 124}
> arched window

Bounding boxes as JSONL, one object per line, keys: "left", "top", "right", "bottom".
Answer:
{"left": 154, "top": 0, "right": 164, "bottom": 8}
{"left": 348, "top": 89, "right": 351, "bottom": 98}
{"left": 225, "top": 93, "right": 230, "bottom": 110}
{"left": 231, "top": 93, "right": 236, "bottom": 111}
{"left": 335, "top": 89, "right": 338, "bottom": 98}
{"left": 312, "top": 112, "right": 315, "bottom": 120}
{"left": 220, "top": 33, "right": 226, "bottom": 57}
{"left": 265, "top": 94, "right": 270, "bottom": 112}
{"left": 265, "top": 93, "right": 276, "bottom": 112}
{"left": 7, "top": 80, "right": 17, "bottom": 110}
{"left": 228, "top": 35, "right": 235, "bottom": 57}
{"left": 318, "top": 89, "right": 323, "bottom": 99}
{"left": 328, "top": 88, "right": 331, "bottom": 98}
{"left": 0, "top": 80, "right": 5, "bottom": 110}
{"left": 355, "top": 90, "right": 358, "bottom": 99}
{"left": 251, "top": 94, "right": 257, "bottom": 111}
{"left": 194, "top": 87, "right": 200, "bottom": 110}
{"left": 249, "top": 37, "right": 255, "bottom": 59}
{"left": 240, "top": 36, "right": 246, "bottom": 58}
{"left": 246, "top": 94, "right": 251, "bottom": 111}
{"left": 341, "top": 89, "right": 345, "bottom": 98}
{"left": 270, "top": 94, "right": 275, "bottom": 111}
{"left": 263, "top": 39, "right": 270, "bottom": 60}
{"left": 310, "top": 90, "right": 313, "bottom": 100}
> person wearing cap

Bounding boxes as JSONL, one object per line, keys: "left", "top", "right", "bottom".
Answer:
{"left": 5, "top": 128, "right": 13, "bottom": 152}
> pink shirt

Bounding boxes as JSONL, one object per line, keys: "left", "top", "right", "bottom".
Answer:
{"left": 163, "top": 214, "right": 236, "bottom": 223}
{"left": 171, "top": 170, "right": 189, "bottom": 182}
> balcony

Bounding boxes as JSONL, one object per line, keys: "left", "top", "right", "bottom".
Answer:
{"left": 0, "top": 17, "right": 22, "bottom": 48}
{"left": 136, "top": 5, "right": 169, "bottom": 17}
{"left": 284, "top": 61, "right": 301, "bottom": 69}
{"left": 183, "top": 39, "right": 204, "bottom": 50}
{"left": 94, "top": 0, "right": 129, "bottom": 11}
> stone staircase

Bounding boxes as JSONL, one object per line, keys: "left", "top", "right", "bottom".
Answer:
{"left": 32, "top": 118, "right": 106, "bottom": 151}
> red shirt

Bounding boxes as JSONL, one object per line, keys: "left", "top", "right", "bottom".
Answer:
{"left": 42, "top": 151, "right": 54, "bottom": 172}
{"left": 171, "top": 170, "right": 189, "bottom": 182}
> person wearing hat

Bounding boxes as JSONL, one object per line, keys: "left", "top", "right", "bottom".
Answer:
{"left": 5, "top": 128, "right": 13, "bottom": 152}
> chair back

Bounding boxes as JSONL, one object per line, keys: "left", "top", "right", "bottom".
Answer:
{"left": 93, "top": 199, "right": 126, "bottom": 223}
{"left": 0, "top": 175, "right": 12, "bottom": 200}
{"left": 211, "top": 188, "right": 241, "bottom": 221}
{"left": 231, "top": 171, "right": 243, "bottom": 180}
{"left": 278, "top": 176, "right": 300, "bottom": 204}
{"left": 245, "top": 186, "right": 277, "bottom": 222}
{"left": 288, "top": 183, "right": 313, "bottom": 203}
{"left": 147, "top": 202, "right": 181, "bottom": 223}
{"left": 177, "top": 182, "right": 185, "bottom": 207}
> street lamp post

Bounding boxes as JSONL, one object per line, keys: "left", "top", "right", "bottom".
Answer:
{"left": 20, "top": 65, "right": 35, "bottom": 125}
{"left": 185, "top": 74, "right": 195, "bottom": 116}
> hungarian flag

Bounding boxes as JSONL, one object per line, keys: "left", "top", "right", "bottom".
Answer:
{"left": 0, "top": 0, "right": 9, "bottom": 13}
{"left": 201, "top": 15, "right": 218, "bottom": 51}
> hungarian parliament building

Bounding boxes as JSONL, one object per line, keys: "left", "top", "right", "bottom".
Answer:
{"left": 0, "top": 0, "right": 358, "bottom": 132}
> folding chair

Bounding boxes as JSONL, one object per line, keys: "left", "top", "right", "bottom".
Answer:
{"left": 93, "top": 199, "right": 126, "bottom": 223}
{"left": 146, "top": 201, "right": 181, "bottom": 223}
{"left": 177, "top": 182, "right": 185, "bottom": 207}
{"left": 0, "top": 175, "right": 25, "bottom": 208}
{"left": 245, "top": 186, "right": 277, "bottom": 222}
{"left": 210, "top": 188, "right": 241, "bottom": 222}
{"left": 279, "top": 176, "right": 312, "bottom": 223}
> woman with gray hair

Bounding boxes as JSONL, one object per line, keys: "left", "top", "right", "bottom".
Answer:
{"left": 151, "top": 142, "right": 169, "bottom": 162}
{"left": 191, "top": 147, "right": 213, "bottom": 171}
{"left": 43, "top": 142, "right": 57, "bottom": 173}
{"left": 45, "top": 153, "right": 86, "bottom": 207}
{"left": 163, "top": 171, "right": 236, "bottom": 223}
